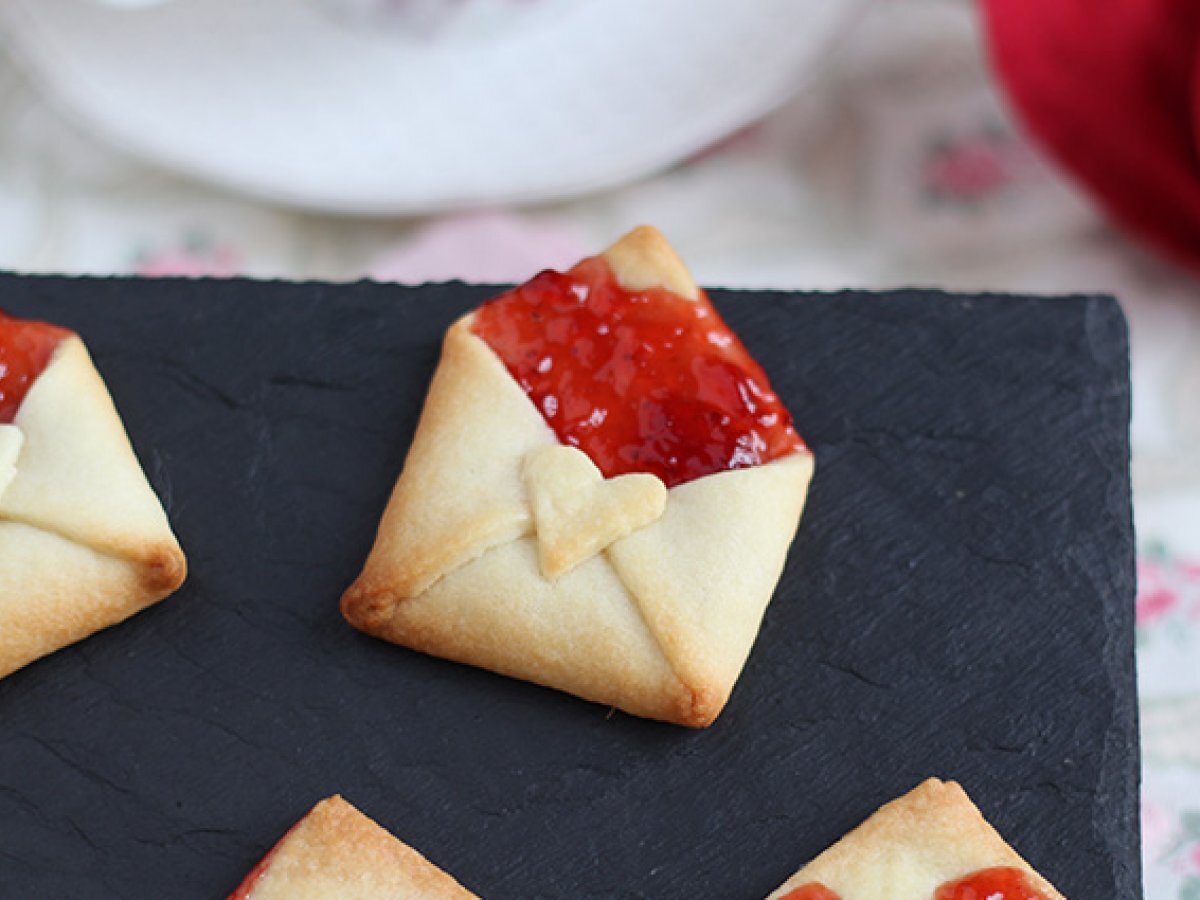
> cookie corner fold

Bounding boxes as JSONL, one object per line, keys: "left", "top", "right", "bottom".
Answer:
{"left": 231, "top": 794, "right": 478, "bottom": 900}
{"left": 340, "top": 573, "right": 401, "bottom": 635}
{"left": 2, "top": 334, "right": 185, "bottom": 566}
{"left": 0, "top": 524, "right": 176, "bottom": 680}
{"left": 0, "top": 331, "right": 187, "bottom": 679}
{"left": 666, "top": 673, "right": 737, "bottom": 729}
{"left": 341, "top": 317, "right": 553, "bottom": 634}
{"left": 767, "top": 776, "right": 1066, "bottom": 900}
{"left": 602, "top": 225, "right": 699, "bottom": 300}
{"left": 139, "top": 538, "right": 188, "bottom": 595}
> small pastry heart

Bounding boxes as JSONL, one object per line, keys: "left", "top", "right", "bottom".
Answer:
{"left": 523, "top": 445, "right": 667, "bottom": 580}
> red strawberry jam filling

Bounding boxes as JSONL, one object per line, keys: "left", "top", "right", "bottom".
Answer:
{"left": 935, "top": 866, "right": 1049, "bottom": 900}
{"left": 471, "top": 256, "right": 804, "bottom": 488}
{"left": 0, "top": 310, "right": 69, "bottom": 424}
{"left": 781, "top": 884, "right": 842, "bottom": 900}
{"left": 781, "top": 867, "right": 1047, "bottom": 900}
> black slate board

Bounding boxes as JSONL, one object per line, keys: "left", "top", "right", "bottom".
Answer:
{"left": 0, "top": 275, "right": 1138, "bottom": 899}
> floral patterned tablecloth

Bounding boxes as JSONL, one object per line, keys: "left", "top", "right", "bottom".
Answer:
{"left": 0, "top": 3, "right": 1196, "bottom": 895}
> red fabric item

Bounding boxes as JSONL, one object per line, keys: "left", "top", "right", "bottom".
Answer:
{"left": 980, "top": 0, "right": 1200, "bottom": 272}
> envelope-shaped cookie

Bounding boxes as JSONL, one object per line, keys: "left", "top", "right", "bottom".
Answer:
{"left": 0, "top": 310, "right": 186, "bottom": 679}
{"left": 767, "top": 778, "right": 1065, "bottom": 900}
{"left": 342, "top": 226, "right": 814, "bottom": 727}
{"left": 229, "top": 795, "right": 477, "bottom": 900}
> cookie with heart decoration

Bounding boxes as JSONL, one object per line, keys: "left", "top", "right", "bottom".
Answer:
{"left": 341, "top": 226, "right": 814, "bottom": 727}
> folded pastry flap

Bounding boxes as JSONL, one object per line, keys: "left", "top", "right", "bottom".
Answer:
{"left": 0, "top": 338, "right": 184, "bottom": 588}
{"left": 349, "top": 320, "right": 556, "bottom": 603}
{"left": 606, "top": 452, "right": 814, "bottom": 713}
{"left": 0, "top": 522, "right": 153, "bottom": 679}
{"left": 601, "top": 225, "right": 699, "bottom": 300}
{"left": 766, "top": 779, "right": 1065, "bottom": 900}
{"left": 248, "top": 795, "right": 477, "bottom": 900}
{"left": 374, "top": 537, "right": 699, "bottom": 726}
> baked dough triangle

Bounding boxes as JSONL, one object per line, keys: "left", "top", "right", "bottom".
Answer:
{"left": 766, "top": 778, "right": 1066, "bottom": 900}
{"left": 0, "top": 334, "right": 186, "bottom": 678}
{"left": 230, "top": 795, "right": 477, "bottom": 900}
{"left": 343, "top": 226, "right": 814, "bottom": 726}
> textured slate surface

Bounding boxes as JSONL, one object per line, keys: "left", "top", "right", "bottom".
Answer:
{"left": 0, "top": 275, "right": 1138, "bottom": 899}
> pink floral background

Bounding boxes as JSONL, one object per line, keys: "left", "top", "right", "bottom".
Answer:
{"left": 0, "top": 2, "right": 1197, "bottom": 895}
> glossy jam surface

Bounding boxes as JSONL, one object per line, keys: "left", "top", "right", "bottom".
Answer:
{"left": 935, "top": 866, "right": 1049, "bottom": 900}
{"left": 780, "top": 884, "right": 842, "bottom": 900}
{"left": 0, "top": 311, "right": 68, "bottom": 424}
{"left": 472, "top": 256, "right": 804, "bottom": 488}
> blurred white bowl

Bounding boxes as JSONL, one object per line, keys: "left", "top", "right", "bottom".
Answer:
{"left": 0, "top": 0, "right": 861, "bottom": 214}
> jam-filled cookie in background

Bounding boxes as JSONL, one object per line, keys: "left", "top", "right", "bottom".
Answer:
{"left": 229, "top": 795, "right": 477, "bottom": 900}
{"left": 0, "top": 311, "right": 186, "bottom": 679}
{"left": 342, "top": 226, "right": 814, "bottom": 727}
{"left": 768, "top": 778, "right": 1065, "bottom": 900}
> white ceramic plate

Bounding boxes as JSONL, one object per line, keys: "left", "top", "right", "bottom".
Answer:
{"left": 0, "top": 0, "right": 860, "bottom": 214}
